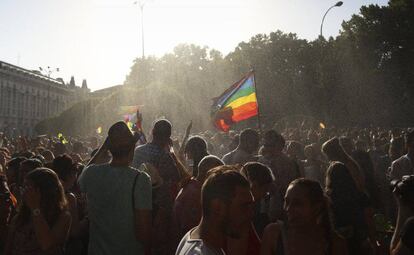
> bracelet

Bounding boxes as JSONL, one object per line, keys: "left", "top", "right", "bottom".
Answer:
{"left": 32, "top": 208, "right": 41, "bottom": 217}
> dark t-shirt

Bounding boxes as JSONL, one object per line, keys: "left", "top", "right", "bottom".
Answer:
{"left": 79, "top": 164, "right": 152, "bottom": 255}
{"left": 401, "top": 217, "right": 414, "bottom": 251}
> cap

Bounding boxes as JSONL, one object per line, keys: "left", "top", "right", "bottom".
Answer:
{"left": 108, "top": 121, "right": 138, "bottom": 150}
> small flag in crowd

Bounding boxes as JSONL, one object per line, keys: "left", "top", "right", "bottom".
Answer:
{"left": 120, "top": 105, "right": 144, "bottom": 126}
{"left": 127, "top": 121, "right": 133, "bottom": 130}
{"left": 119, "top": 105, "right": 141, "bottom": 114}
{"left": 211, "top": 71, "right": 259, "bottom": 132}
{"left": 57, "top": 133, "right": 68, "bottom": 144}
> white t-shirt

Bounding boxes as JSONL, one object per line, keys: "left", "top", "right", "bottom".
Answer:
{"left": 175, "top": 229, "right": 226, "bottom": 255}
{"left": 222, "top": 149, "right": 256, "bottom": 165}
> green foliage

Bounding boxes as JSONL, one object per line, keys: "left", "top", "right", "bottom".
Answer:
{"left": 125, "top": 2, "right": 414, "bottom": 128}
{"left": 38, "top": 1, "right": 414, "bottom": 134}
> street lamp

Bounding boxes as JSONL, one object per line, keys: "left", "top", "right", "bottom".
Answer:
{"left": 38, "top": 66, "right": 60, "bottom": 78}
{"left": 320, "top": 1, "right": 343, "bottom": 38}
{"left": 134, "top": 1, "right": 146, "bottom": 59}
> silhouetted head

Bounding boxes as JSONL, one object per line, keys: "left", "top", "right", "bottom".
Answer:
{"left": 321, "top": 137, "right": 348, "bottom": 162}
{"left": 107, "top": 121, "right": 137, "bottom": 161}
{"left": 285, "top": 178, "right": 331, "bottom": 230}
{"left": 52, "top": 154, "right": 77, "bottom": 190}
{"left": 339, "top": 136, "right": 353, "bottom": 155}
{"left": 287, "top": 141, "right": 305, "bottom": 160}
{"left": 405, "top": 129, "right": 414, "bottom": 152}
{"left": 201, "top": 167, "right": 253, "bottom": 238}
{"left": 19, "top": 159, "right": 43, "bottom": 184}
{"left": 197, "top": 155, "right": 224, "bottom": 182}
{"left": 40, "top": 150, "right": 55, "bottom": 162}
{"left": 6, "top": 157, "right": 26, "bottom": 185}
{"left": 152, "top": 119, "right": 172, "bottom": 146}
{"left": 304, "top": 144, "right": 317, "bottom": 160}
{"left": 185, "top": 136, "right": 209, "bottom": 176}
{"left": 185, "top": 136, "right": 208, "bottom": 160}
{"left": 241, "top": 162, "right": 274, "bottom": 201}
{"left": 18, "top": 168, "right": 67, "bottom": 226}
{"left": 239, "top": 129, "right": 259, "bottom": 154}
{"left": 263, "top": 130, "right": 285, "bottom": 152}
{"left": 392, "top": 175, "right": 414, "bottom": 211}
{"left": 389, "top": 136, "right": 404, "bottom": 161}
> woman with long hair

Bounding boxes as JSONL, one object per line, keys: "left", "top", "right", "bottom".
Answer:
{"left": 323, "top": 137, "right": 376, "bottom": 255}
{"left": 5, "top": 168, "right": 71, "bottom": 255}
{"left": 322, "top": 137, "right": 365, "bottom": 192}
{"left": 53, "top": 154, "right": 87, "bottom": 255}
{"left": 261, "top": 178, "right": 347, "bottom": 255}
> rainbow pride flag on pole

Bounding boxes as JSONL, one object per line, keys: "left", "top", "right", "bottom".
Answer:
{"left": 211, "top": 71, "right": 259, "bottom": 131}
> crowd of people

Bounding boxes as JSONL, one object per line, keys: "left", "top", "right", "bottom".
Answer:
{"left": 0, "top": 119, "right": 413, "bottom": 255}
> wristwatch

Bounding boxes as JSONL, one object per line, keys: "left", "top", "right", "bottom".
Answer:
{"left": 32, "top": 208, "right": 41, "bottom": 217}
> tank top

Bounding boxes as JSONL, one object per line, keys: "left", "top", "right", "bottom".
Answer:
{"left": 273, "top": 222, "right": 331, "bottom": 255}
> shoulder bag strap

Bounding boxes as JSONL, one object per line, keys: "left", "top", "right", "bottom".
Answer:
{"left": 132, "top": 171, "right": 141, "bottom": 211}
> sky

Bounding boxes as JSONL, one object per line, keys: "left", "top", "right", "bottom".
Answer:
{"left": 0, "top": 0, "right": 389, "bottom": 91}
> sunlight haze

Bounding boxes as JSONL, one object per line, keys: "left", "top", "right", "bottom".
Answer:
{"left": 0, "top": 0, "right": 388, "bottom": 90}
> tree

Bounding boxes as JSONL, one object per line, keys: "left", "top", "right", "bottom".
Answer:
{"left": 39, "top": 0, "right": 414, "bottom": 135}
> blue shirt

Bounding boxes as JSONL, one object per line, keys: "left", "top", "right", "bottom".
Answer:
{"left": 79, "top": 163, "right": 152, "bottom": 255}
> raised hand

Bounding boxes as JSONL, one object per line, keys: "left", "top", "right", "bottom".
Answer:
{"left": 178, "top": 121, "right": 192, "bottom": 158}
{"left": 185, "top": 121, "right": 192, "bottom": 138}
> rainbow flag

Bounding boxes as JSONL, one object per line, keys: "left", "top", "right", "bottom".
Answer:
{"left": 119, "top": 105, "right": 142, "bottom": 123}
{"left": 212, "top": 71, "right": 259, "bottom": 131}
{"left": 119, "top": 105, "right": 141, "bottom": 114}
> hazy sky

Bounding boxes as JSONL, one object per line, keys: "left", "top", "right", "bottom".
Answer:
{"left": 0, "top": 0, "right": 388, "bottom": 91}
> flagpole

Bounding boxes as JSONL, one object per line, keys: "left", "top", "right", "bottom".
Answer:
{"left": 252, "top": 70, "right": 263, "bottom": 134}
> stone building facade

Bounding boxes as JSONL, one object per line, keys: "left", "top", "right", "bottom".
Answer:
{"left": 0, "top": 61, "right": 89, "bottom": 136}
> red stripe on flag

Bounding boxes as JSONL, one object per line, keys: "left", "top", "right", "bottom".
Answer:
{"left": 215, "top": 119, "right": 231, "bottom": 132}
{"left": 231, "top": 102, "right": 258, "bottom": 122}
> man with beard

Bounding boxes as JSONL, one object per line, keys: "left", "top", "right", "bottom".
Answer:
{"left": 175, "top": 166, "right": 254, "bottom": 255}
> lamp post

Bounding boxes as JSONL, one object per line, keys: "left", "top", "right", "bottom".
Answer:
{"left": 38, "top": 66, "right": 60, "bottom": 78}
{"left": 320, "top": 1, "right": 343, "bottom": 38}
{"left": 319, "top": 1, "right": 342, "bottom": 124}
{"left": 134, "top": 1, "right": 146, "bottom": 59}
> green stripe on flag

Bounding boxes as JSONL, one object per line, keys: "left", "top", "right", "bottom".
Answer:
{"left": 224, "top": 86, "right": 255, "bottom": 106}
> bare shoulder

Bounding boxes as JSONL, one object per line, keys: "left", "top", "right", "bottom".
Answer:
{"left": 263, "top": 222, "right": 283, "bottom": 240}
{"left": 261, "top": 222, "right": 283, "bottom": 255}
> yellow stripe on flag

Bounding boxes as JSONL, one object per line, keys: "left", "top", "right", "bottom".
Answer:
{"left": 226, "top": 92, "right": 257, "bottom": 109}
